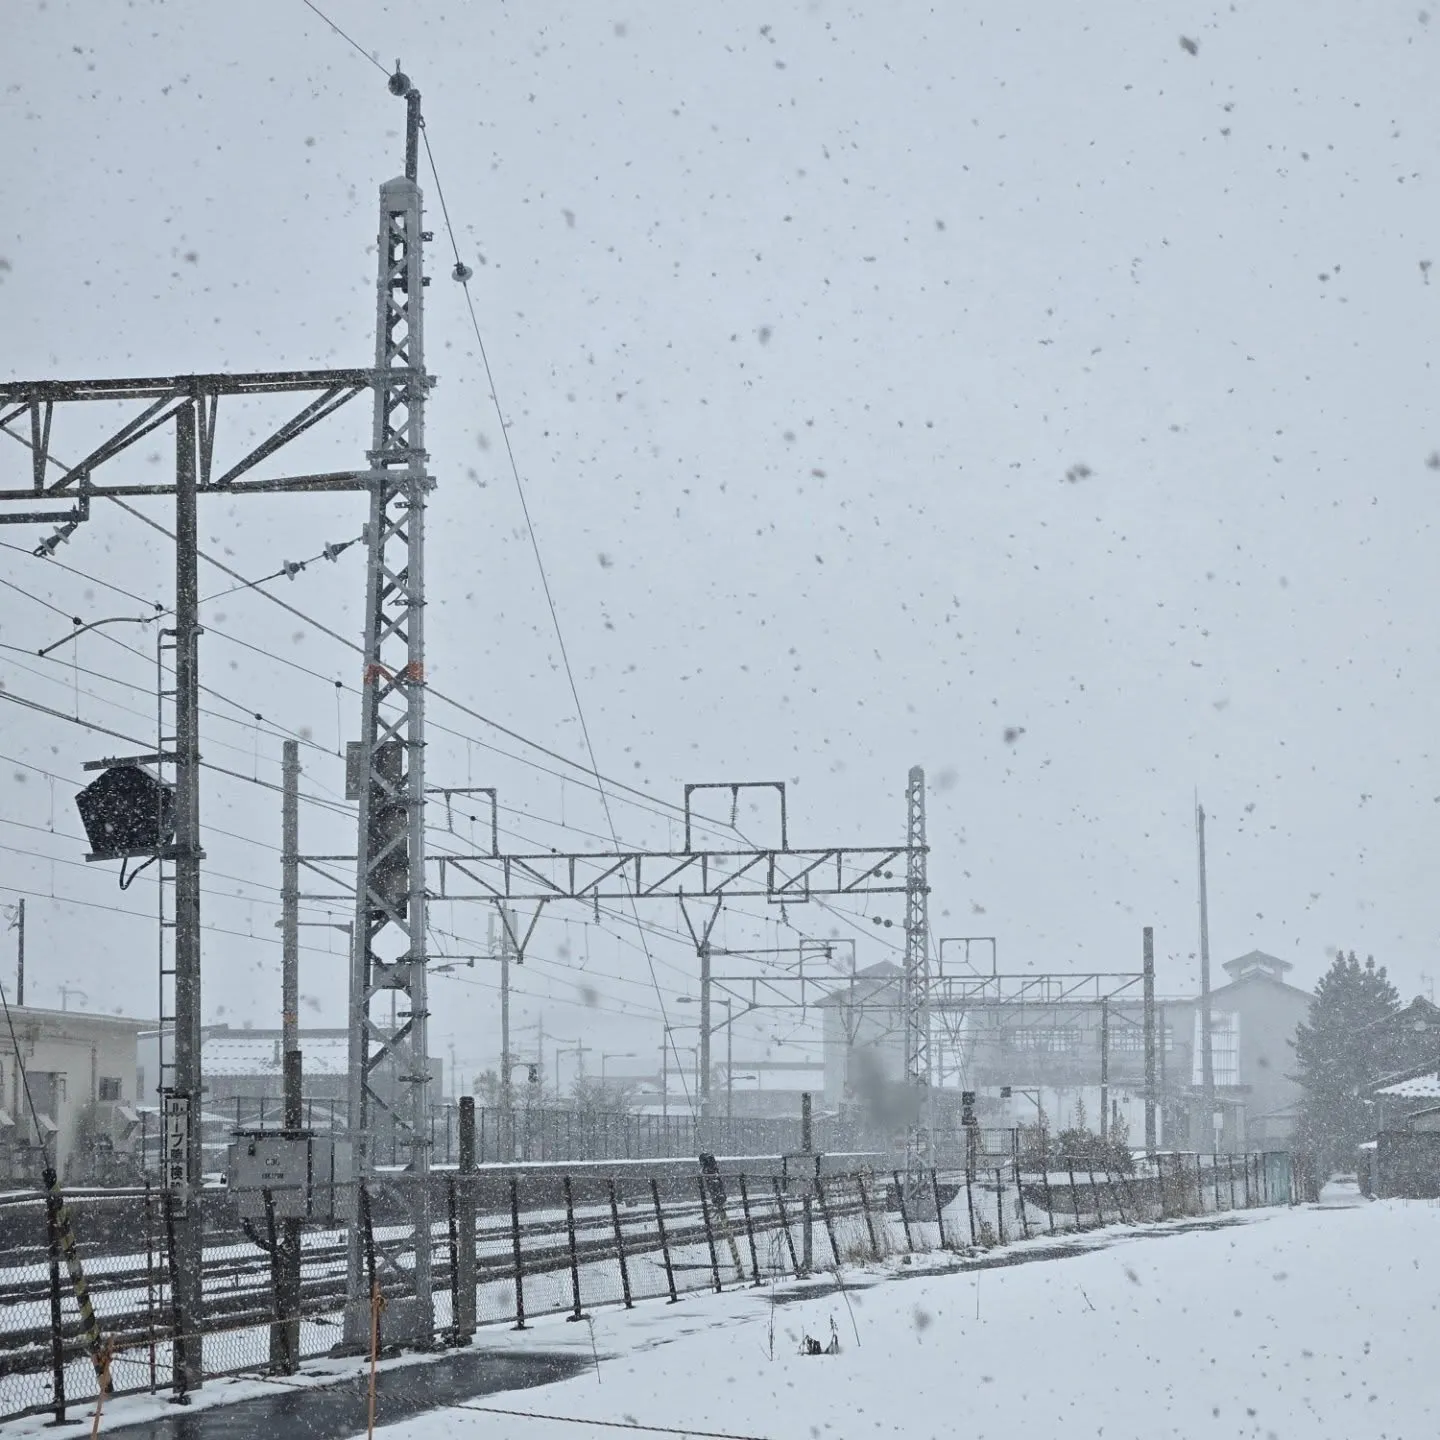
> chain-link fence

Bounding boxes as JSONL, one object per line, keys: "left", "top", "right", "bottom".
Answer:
{"left": 0, "top": 1150, "right": 1296, "bottom": 1424}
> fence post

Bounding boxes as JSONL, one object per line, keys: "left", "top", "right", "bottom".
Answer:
{"left": 1087, "top": 1163, "right": 1105, "bottom": 1225}
{"left": 965, "top": 1169, "right": 978, "bottom": 1245}
{"left": 263, "top": 1188, "right": 292, "bottom": 1374}
{"left": 1067, "top": 1164, "right": 1082, "bottom": 1229}
{"left": 736, "top": 1175, "right": 763, "bottom": 1285}
{"left": 162, "top": 1187, "right": 188, "bottom": 1405}
{"left": 563, "top": 1175, "right": 586, "bottom": 1320}
{"left": 993, "top": 1168, "right": 1005, "bottom": 1245}
{"left": 46, "top": 1191, "right": 66, "bottom": 1424}
{"left": 509, "top": 1176, "right": 527, "bottom": 1330}
{"left": 801, "top": 1094, "right": 815, "bottom": 1275}
{"left": 697, "top": 1177, "right": 724, "bottom": 1292}
{"left": 771, "top": 1177, "right": 801, "bottom": 1278}
{"left": 607, "top": 1177, "right": 633, "bottom": 1308}
{"left": 455, "top": 1097, "right": 476, "bottom": 1342}
{"left": 929, "top": 1168, "right": 947, "bottom": 1249}
{"left": 1013, "top": 1159, "right": 1031, "bottom": 1239}
{"left": 145, "top": 1178, "right": 157, "bottom": 1392}
{"left": 1245, "top": 1154, "right": 1254, "bottom": 1207}
{"left": 445, "top": 1176, "right": 460, "bottom": 1344}
{"left": 815, "top": 1175, "right": 841, "bottom": 1268}
{"left": 1041, "top": 1160, "right": 1056, "bottom": 1234}
{"left": 856, "top": 1172, "right": 881, "bottom": 1260}
{"left": 1110, "top": 1167, "right": 1131, "bottom": 1225}
{"left": 358, "top": 1181, "right": 376, "bottom": 1305}
{"left": 650, "top": 1178, "right": 679, "bottom": 1302}
{"left": 893, "top": 1171, "right": 914, "bottom": 1252}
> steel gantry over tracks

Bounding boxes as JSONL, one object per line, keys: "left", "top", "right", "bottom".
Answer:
{"left": 421, "top": 775, "right": 932, "bottom": 1143}
{"left": 0, "top": 68, "right": 443, "bottom": 1375}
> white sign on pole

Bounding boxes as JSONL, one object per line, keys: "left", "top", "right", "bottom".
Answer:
{"left": 165, "top": 1095, "right": 191, "bottom": 1213}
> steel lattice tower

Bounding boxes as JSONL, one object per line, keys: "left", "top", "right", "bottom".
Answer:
{"left": 902, "top": 765, "right": 932, "bottom": 1181}
{"left": 343, "top": 74, "right": 435, "bottom": 1343}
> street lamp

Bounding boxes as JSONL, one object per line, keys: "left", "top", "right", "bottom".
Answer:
{"left": 677, "top": 995, "right": 735, "bottom": 1121}
{"left": 600, "top": 1052, "right": 636, "bottom": 1084}
{"left": 660, "top": 1026, "right": 699, "bottom": 1119}
{"left": 555, "top": 1043, "right": 585, "bottom": 1095}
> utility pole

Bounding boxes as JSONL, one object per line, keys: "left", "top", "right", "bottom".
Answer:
{"left": 169, "top": 398, "right": 206, "bottom": 1391}
{"left": 1143, "top": 926, "right": 1157, "bottom": 1155}
{"left": 699, "top": 937, "right": 712, "bottom": 1132}
{"left": 1158, "top": 1002, "right": 1169, "bottom": 1146}
{"left": 499, "top": 907, "right": 514, "bottom": 1120}
{"left": 1099, "top": 997, "right": 1109, "bottom": 1143}
{"left": 343, "top": 70, "right": 435, "bottom": 1348}
{"left": 1196, "top": 800, "right": 1216, "bottom": 1150}
{"left": 726, "top": 1002, "right": 734, "bottom": 1124}
{"left": 901, "top": 766, "right": 932, "bottom": 1197}
{"left": 276, "top": 740, "right": 302, "bottom": 1373}
{"left": 1, "top": 87, "right": 394, "bottom": 1401}
{"left": 6, "top": 900, "right": 23, "bottom": 1006}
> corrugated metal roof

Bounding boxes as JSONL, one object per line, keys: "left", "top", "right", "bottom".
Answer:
{"left": 1375, "top": 1072, "right": 1440, "bottom": 1100}
{"left": 202, "top": 1033, "right": 351, "bottom": 1078}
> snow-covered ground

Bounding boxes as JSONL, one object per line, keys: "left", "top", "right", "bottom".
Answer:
{"left": 379, "top": 1189, "right": 1438, "bottom": 1440}
{"left": 6, "top": 1187, "right": 1432, "bottom": 1439}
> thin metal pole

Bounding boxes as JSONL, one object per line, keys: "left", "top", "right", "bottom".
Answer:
{"left": 276, "top": 741, "right": 302, "bottom": 1374}
{"left": 801, "top": 1092, "right": 814, "bottom": 1274}
{"left": 455, "top": 1097, "right": 476, "bottom": 1340}
{"left": 1197, "top": 802, "right": 1216, "bottom": 1147}
{"left": 699, "top": 940, "right": 712, "bottom": 1128}
{"left": 1143, "top": 926, "right": 1157, "bottom": 1153}
{"left": 500, "top": 909, "right": 513, "bottom": 1124}
{"left": 509, "top": 1176, "right": 526, "bottom": 1329}
{"left": 14, "top": 898, "right": 23, "bottom": 1007}
{"left": 726, "top": 1002, "right": 733, "bottom": 1124}
{"left": 650, "top": 1178, "right": 678, "bottom": 1302}
{"left": 1099, "top": 998, "right": 1110, "bottom": 1143}
{"left": 171, "top": 398, "right": 204, "bottom": 1393}
{"left": 46, "top": 1190, "right": 65, "bottom": 1422}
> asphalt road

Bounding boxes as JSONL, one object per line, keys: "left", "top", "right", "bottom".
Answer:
{"left": 102, "top": 1348, "right": 590, "bottom": 1440}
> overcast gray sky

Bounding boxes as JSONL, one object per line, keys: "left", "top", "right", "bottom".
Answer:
{"left": 2, "top": 1, "right": 1438, "bottom": 1093}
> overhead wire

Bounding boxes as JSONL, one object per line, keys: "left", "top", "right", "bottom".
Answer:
{"left": 0, "top": 39, "right": 897, "bottom": 1074}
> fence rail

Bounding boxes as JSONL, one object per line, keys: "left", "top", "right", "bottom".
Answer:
{"left": 124, "top": 1103, "right": 1021, "bottom": 1173}
{"left": 0, "top": 1150, "right": 1294, "bottom": 1425}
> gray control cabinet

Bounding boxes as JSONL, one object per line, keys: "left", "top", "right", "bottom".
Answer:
{"left": 227, "top": 1131, "right": 354, "bottom": 1223}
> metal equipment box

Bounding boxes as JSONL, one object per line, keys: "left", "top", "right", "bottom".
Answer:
{"left": 227, "top": 1130, "right": 355, "bottom": 1223}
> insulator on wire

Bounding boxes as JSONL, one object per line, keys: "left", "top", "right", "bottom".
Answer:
{"left": 452, "top": 261, "right": 473, "bottom": 283}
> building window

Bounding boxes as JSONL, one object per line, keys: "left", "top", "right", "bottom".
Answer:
{"left": 98, "top": 1077, "right": 122, "bottom": 1102}
{"left": 1010, "top": 1027, "right": 1084, "bottom": 1055}
{"left": 1111, "top": 1026, "right": 1174, "bottom": 1054}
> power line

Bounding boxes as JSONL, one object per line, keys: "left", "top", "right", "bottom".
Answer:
{"left": 418, "top": 121, "right": 698, "bottom": 1106}
{"left": 297, "top": 0, "right": 388, "bottom": 75}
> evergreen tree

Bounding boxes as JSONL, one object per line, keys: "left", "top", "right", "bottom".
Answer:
{"left": 1292, "top": 950, "right": 1400, "bottom": 1175}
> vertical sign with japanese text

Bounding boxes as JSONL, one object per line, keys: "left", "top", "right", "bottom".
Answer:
{"left": 165, "top": 1095, "right": 190, "bottom": 1214}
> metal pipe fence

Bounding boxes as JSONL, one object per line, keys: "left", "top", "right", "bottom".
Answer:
{"left": 0, "top": 1150, "right": 1294, "bottom": 1424}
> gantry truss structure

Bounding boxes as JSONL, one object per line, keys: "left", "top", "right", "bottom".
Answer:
{"left": 301, "top": 777, "right": 930, "bottom": 1150}
{"left": 0, "top": 67, "right": 442, "bottom": 1371}
{"left": 0, "top": 373, "right": 372, "bottom": 1394}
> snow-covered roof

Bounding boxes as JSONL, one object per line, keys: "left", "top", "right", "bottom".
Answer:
{"left": 1374, "top": 1072, "right": 1440, "bottom": 1100}
{"left": 202, "top": 1032, "right": 352, "bottom": 1078}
